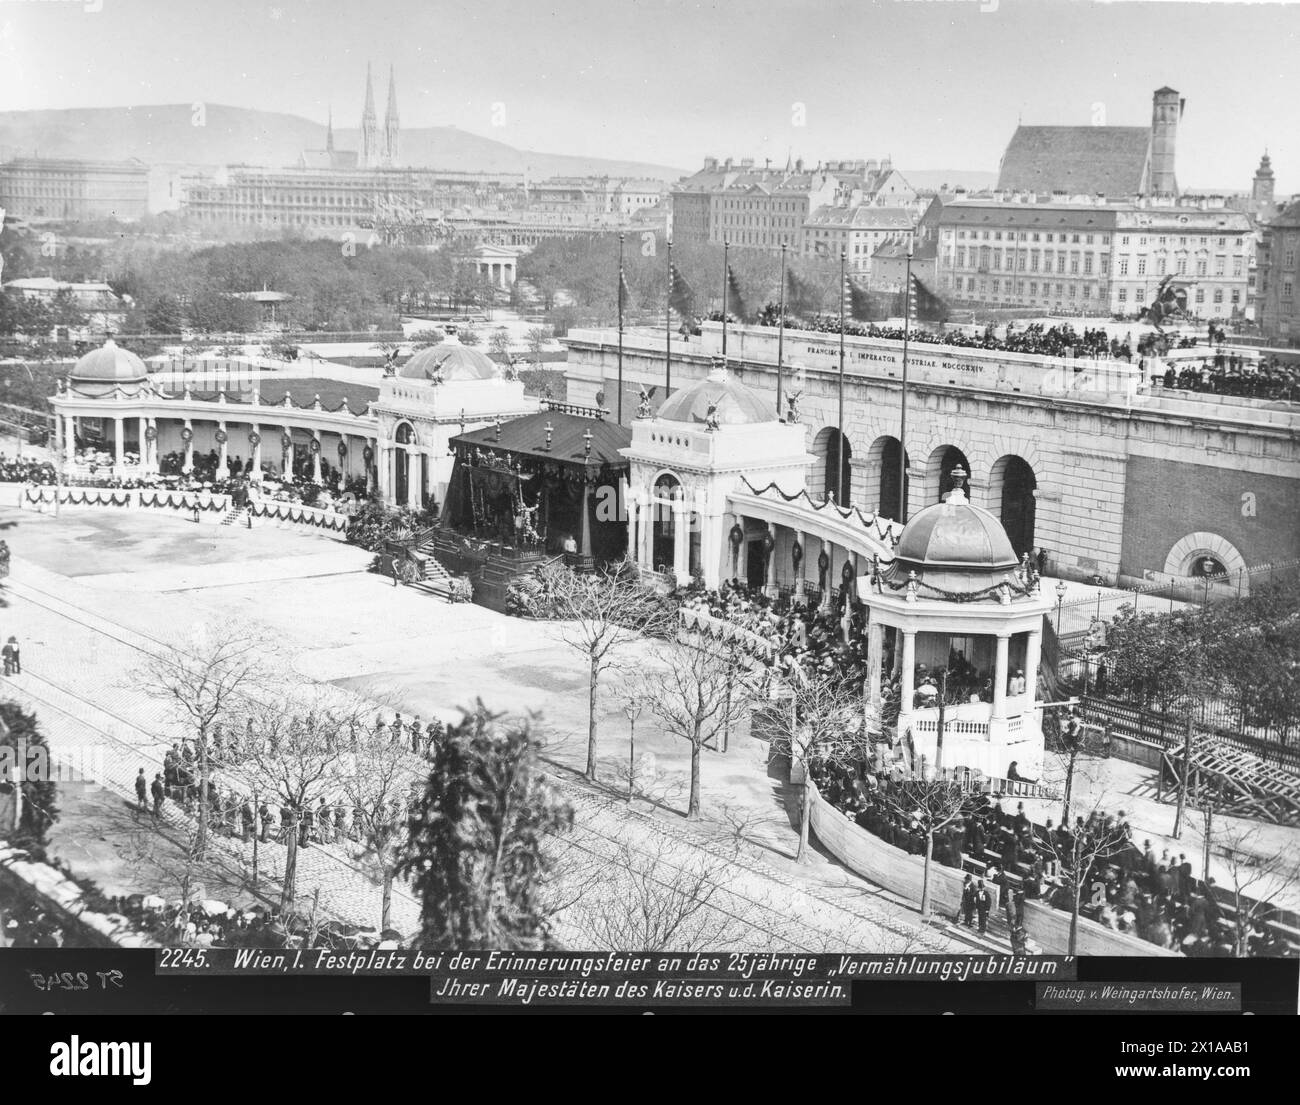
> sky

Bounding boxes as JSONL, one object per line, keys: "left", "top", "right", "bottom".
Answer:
{"left": 0, "top": 0, "right": 1297, "bottom": 191}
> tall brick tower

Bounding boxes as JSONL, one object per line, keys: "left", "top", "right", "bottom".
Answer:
{"left": 383, "top": 66, "right": 400, "bottom": 168}
{"left": 1149, "top": 86, "right": 1182, "bottom": 197}
{"left": 361, "top": 63, "right": 379, "bottom": 169}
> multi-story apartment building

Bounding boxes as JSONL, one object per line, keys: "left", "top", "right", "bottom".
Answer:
{"left": 801, "top": 205, "right": 914, "bottom": 273}
{"left": 670, "top": 156, "right": 915, "bottom": 253}
{"left": 0, "top": 157, "right": 150, "bottom": 222}
{"left": 1258, "top": 198, "right": 1300, "bottom": 342}
{"left": 936, "top": 197, "right": 1251, "bottom": 318}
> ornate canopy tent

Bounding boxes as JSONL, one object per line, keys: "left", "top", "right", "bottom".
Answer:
{"left": 443, "top": 409, "right": 632, "bottom": 567}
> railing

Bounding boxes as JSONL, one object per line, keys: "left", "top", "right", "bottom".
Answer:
{"left": 677, "top": 608, "right": 776, "bottom": 661}
{"left": 540, "top": 399, "right": 608, "bottom": 419}
{"left": 20, "top": 486, "right": 350, "bottom": 533}
{"left": 1082, "top": 695, "right": 1300, "bottom": 771}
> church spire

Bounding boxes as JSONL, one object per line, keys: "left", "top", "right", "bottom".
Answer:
{"left": 326, "top": 106, "right": 334, "bottom": 153}
{"left": 384, "top": 65, "right": 399, "bottom": 167}
{"left": 361, "top": 63, "right": 379, "bottom": 168}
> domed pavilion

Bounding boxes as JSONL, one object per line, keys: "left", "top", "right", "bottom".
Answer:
{"left": 863, "top": 467, "right": 1054, "bottom": 781}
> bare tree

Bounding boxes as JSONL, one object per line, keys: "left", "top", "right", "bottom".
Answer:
{"left": 539, "top": 561, "right": 671, "bottom": 782}
{"left": 876, "top": 776, "right": 968, "bottom": 922}
{"left": 337, "top": 722, "right": 425, "bottom": 931}
{"left": 228, "top": 695, "right": 355, "bottom": 915}
{"left": 137, "top": 624, "right": 262, "bottom": 860}
{"left": 1041, "top": 799, "right": 1131, "bottom": 955}
{"left": 763, "top": 669, "right": 866, "bottom": 862}
{"left": 1212, "top": 820, "right": 1300, "bottom": 958}
{"left": 635, "top": 635, "right": 758, "bottom": 820}
{"left": 556, "top": 834, "right": 754, "bottom": 951}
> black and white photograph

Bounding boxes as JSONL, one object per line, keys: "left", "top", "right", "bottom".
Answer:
{"left": 0, "top": 0, "right": 1297, "bottom": 1035}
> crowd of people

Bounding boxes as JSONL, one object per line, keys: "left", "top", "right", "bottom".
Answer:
{"left": 0, "top": 453, "right": 56, "bottom": 484}
{"left": 809, "top": 753, "right": 1290, "bottom": 957}
{"left": 1150, "top": 353, "right": 1300, "bottom": 401}
{"left": 143, "top": 711, "right": 444, "bottom": 854}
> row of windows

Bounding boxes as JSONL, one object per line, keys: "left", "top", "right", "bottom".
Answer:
{"left": 943, "top": 275, "right": 1241, "bottom": 307}
{"left": 954, "top": 229, "right": 1109, "bottom": 245}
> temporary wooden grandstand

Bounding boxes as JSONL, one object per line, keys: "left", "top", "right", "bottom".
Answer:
{"left": 1161, "top": 743, "right": 1300, "bottom": 826}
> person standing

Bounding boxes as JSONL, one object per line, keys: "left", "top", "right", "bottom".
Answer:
{"left": 150, "top": 773, "right": 165, "bottom": 822}
{"left": 1, "top": 637, "right": 17, "bottom": 676}
{"left": 975, "top": 880, "right": 992, "bottom": 935}
{"left": 134, "top": 768, "right": 149, "bottom": 814}
{"left": 960, "top": 875, "right": 976, "bottom": 928}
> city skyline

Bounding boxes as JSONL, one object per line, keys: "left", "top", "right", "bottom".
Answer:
{"left": 1, "top": 0, "right": 1297, "bottom": 192}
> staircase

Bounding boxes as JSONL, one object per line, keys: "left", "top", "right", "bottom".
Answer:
{"left": 220, "top": 506, "right": 250, "bottom": 527}
{"left": 408, "top": 541, "right": 453, "bottom": 599}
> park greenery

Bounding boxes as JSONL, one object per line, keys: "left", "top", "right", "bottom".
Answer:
{"left": 1104, "top": 583, "right": 1300, "bottom": 741}
{"left": 0, "top": 701, "right": 60, "bottom": 859}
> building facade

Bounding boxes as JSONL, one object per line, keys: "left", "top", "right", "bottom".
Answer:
{"left": 0, "top": 158, "right": 150, "bottom": 222}
{"left": 802, "top": 205, "right": 914, "bottom": 274}
{"left": 1257, "top": 198, "right": 1300, "bottom": 343}
{"left": 563, "top": 320, "right": 1300, "bottom": 590}
{"left": 936, "top": 198, "right": 1252, "bottom": 317}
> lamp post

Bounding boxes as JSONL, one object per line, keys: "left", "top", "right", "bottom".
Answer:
{"left": 622, "top": 699, "right": 642, "bottom": 804}
{"left": 1055, "top": 579, "right": 1068, "bottom": 684}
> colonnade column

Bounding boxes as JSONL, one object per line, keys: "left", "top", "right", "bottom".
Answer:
{"left": 64, "top": 414, "right": 76, "bottom": 463}
{"left": 628, "top": 498, "right": 640, "bottom": 568}
{"left": 898, "top": 630, "right": 917, "bottom": 738}
{"left": 866, "top": 620, "right": 884, "bottom": 721}
{"left": 114, "top": 416, "right": 125, "bottom": 472}
{"left": 311, "top": 431, "right": 323, "bottom": 485}
{"left": 182, "top": 419, "right": 194, "bottom": 474}
{"left": 672, "top": 500, "right": 689, "bottom": 583}
{"left": 216, "top": 422, "right": 229, "bottom": 480}
{"left": 406, "top": 449, "right": 421, "bottom": 510}
{"left": 821, "top": 540, "right": 835, "bottom": 611}
{"left": 250, "top": 425, "right": 263, "bottom": 482}
{"left": 377, "top": 444, "right": 390, "bottom": 502}
{"left": 641, "top": 495, "right": 655, "bottom": 568}
{"left": 1023, "top": 630, "right": 1042, "bottom": 706}
{"left": 765, "top": 521, "right": 778, "bottom": 597}
{"left": 366, "top": 439, "right": 377, "bottom": 496}
{"left": 137, "top": 416, "right": 147, "bottom": 471}
{"left": 992, "top": 633, "right": 1011, "bottom": 722}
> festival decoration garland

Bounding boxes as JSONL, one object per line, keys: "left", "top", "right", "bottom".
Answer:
{"left": 739, "top": 476, "right": 899, "bottom": 546}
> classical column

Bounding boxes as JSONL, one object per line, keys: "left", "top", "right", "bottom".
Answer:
{"left": 765, "top": 521, "right": 778, "bottom": 597}
{"left": 366, "top": 439, "right": 377, "bottom": 495}
{"left": 406, "top": 449, "right": 420, "bottom": 510}
{"left": 866, "top": 620, "right": 884, "bottom": 709}
{"left": 182, "top": 419, "right": 194, "bottom": 474}
{"left": 672, "top": 501, "right": 689, "bottom": 583}
{"left": 992, "top": 634, "right": 1011, "bottom": 721}
{"left": 114, "top": 417, "right": 125, "bottom": 471}
{"left": 311, "top": 431, "right": 323, "bottom": 484}
{"left": 216, "top": 422, "right": 229, "bottom": 480}
{"left": 284, "top": 435, "right": 296, "bottom": 481}
{"left": 641, "top": 493, "right": 655, "bottom": 567}
{"left": 64, "top": 414, "right": 76, "bottom": 462}
{"left": 250, "top": 425, "right": 263, "bottom": 482}
{"left": 628, "top": 498, "right": 640, "bottom": 568}
{"left": 821, "top": 540, "right": 835, "bottom": 611}
{"left": 899, "top": 630, "right": 917, "bottom": 735}
{"left": 377, "top": 445, "right": 390, "bottom": 501}
{"left": 1023, "top": 630, "right": 1042, "bottom": 706}
{"left": 797, "top": 530, "right": 808, "bottom": 599}
{"left": 137, "top": 416, "right": 147, "bottom": 470}
{"left": 579, "top": 479, "right": 593, "bottom": 560}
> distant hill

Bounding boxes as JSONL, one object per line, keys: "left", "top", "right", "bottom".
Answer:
{"left": 0, "top": 104, "right": 686, "bottom": 180}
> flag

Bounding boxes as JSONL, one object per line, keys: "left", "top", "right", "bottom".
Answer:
{"left": 848, "top": 279, "right": 879, "bottom": 322}
{"left": 911, "top": 273, "right": 949, "bottom": 324}
{"left": 668, "top": 264, "right": 695, "bottom": 317}
{"left": 618, "top": 266, "right": 633, "bottom": 312}
{"left": 785, "top": 268, "right": 817, "bottom": 318}
{"left": 726, "top": 265, "right": 750, "bottom": 322}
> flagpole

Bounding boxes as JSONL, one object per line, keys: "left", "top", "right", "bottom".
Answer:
{"left": 777, "top": 243, "right": 786, "bottom": 420}
{"left": 898, "top": 244, "right": 913, "bottom": 525}
{"left": 721, "top": 239, "right": 729, "bottom": 361}
{"left": 837, "top": 248, "right": 846, "bottom": 506}
{"left": 617, "top": 232, "right": 625, "bottom": 423}
{"left": 665, "top": 238, "right": 672, "bottom": 394}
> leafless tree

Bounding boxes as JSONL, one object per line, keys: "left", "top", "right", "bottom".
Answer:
{"left": 634, "top": 635, "right": 759, "bottom": 820}
{"left": 137, "top": 623, "right": 263, "bottom": 860}
{"left": 228, "top": 694, "right": 358, "bottom": 915}
{"left": 539, "top": 561, "right": 672, "bottom": 782}
{"left": 1211, "top": 820, "right": 1300, "bottom": 958}
{"left": 763, "top": 669, "right": 866, "bottom": 862}
{"left": 337, "top": 722, "right": 426, "bottom": 930}
{"left": 1040, "top": 798, "right": 1131, "bottom": 955}
{"left": 876, "top": 776, "right": 969, "bottom": 922}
